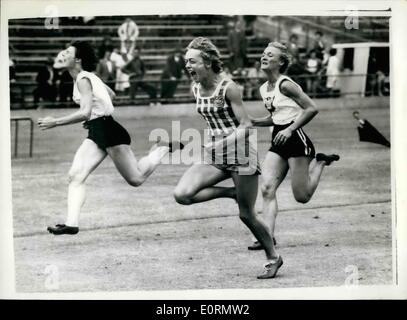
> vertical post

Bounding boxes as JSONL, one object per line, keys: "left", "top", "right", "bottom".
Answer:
{"left": 29, "top": 119, "right": 34, "bottom": 157}
{"left": 21, "top": 84, "right": 25, "bottom": 109}
{"left": 15, "top": 120, "right": 19, "bottom": 157}
{"left": 305, "top": 26, "right": 309, "bottom": 51}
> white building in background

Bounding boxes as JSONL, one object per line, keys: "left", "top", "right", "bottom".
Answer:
{"left": 332, "top": 42, "right": 389, "bottom": 97}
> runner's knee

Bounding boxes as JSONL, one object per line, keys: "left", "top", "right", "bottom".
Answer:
{"left": 68, "top": 169, "right": 87, "bottom": 185}
{"left": 125, "top": 175, "right": 144, "bottom": 187}
{"left": 293, "top": 188, "right": 311, "bottom": 204}
{"left": 238, "top": 206, "right": 255, "bottom": 225}
{"left": 173, "top": 187, "right": 194, "bottom": 205}
{"left": 261, "top": 182, "right": 277, "bottom": 200}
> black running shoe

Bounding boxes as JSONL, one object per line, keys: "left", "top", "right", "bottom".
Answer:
{"left": 316, "top": 153, "right": 340, "bottom": 166}
{"left": 156, "top": 137, "right": 184, "bottom": 152}
{"left": 47, "top": 224, "right": 79, "bottom": 235}
{"left": 248, "top": 237, "right": 277, "bottom": 250}
{"left": 257, "top": 256, "right": 283, "bottom": 279}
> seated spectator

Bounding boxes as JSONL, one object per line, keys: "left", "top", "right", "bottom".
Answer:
{"left": 33, "top": 57, "right": 58, "bottom": 105}
{"left": 118, "top": 17, "right": 139, "bottom": 55}
{"left": 160, "top": 48, "right": 187, "bottom": 102}
{"left": 376, "top": 70, "right": 390, "bottom": 96}
{"left": 96, "top": 50, "right": 116, "bottom": 90}
{"left": 9, "top": 58, "right": 17, "bottom": 103}
{"left": 313, "top": 31, "right": 326, "bottom": 61}
{"left": 231, "top": 68, "right": 246, "bottom": 97}
{"left": 366, "top": 53, "right": 389, "bottom": 97}
{"left": 245, "top": 61, "right": 266, "bottom": 100}
{"left": 287, "top": 34, "right": 300, "bottom": 59}
{"left": 221, "top": 66, "right": 233, "bottom": 79}
{"left": 286, "top": 55, "right": 307, "bottom": 91}
{"left": 305, "top": 50, "right": 322, "bottom": 97}
{"left": 9, "top": 58, "right": 16, "bottom": 83}
{"left": 98, "top": 36, "right": 114, "bottom": 60}
{"left": 121, "top": 48, "right": 158, "bottom": 106}
{"left": 58, "top": 69, "right": 74, "bottom": 103}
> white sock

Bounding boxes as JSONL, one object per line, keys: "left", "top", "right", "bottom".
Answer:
{"left": 65, "top": 182, "right": 86, "bottom": 227}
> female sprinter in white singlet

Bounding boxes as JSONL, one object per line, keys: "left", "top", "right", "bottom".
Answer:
{"left": 38, "top": 41, "right": 181, "bottom": 235}
{"left": 248, "top": 42, "right": 339, "bottom": 261}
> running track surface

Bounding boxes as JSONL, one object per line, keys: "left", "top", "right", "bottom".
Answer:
{"left": 9, "top": 99, "right": 392, "bottom": 293}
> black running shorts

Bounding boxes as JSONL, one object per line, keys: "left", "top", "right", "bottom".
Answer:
{"left": 85, "top": 116, "right": 131, "bottom": 150}
{"left": 269, "top": 123, "right": 315, "bottom": 160}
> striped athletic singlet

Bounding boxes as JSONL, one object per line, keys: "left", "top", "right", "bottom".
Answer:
{"left": 192, "top": 78, "right": 261, "bottom": 175}
{"left": 193, "top": 78, "right": 240, "bottom": 137}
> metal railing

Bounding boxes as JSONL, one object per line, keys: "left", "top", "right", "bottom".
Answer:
{"left": 10, "top": 117, "right": 34, "bottom": 158}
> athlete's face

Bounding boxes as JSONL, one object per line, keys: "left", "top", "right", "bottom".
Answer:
{"left": 53, "top": 46, "right": 77, "bottom": 69}
{"left": 185, "top": 48, "right": 209, "bottom": 83}
{"left": 260, "top": 46, "right": 284, "bottom": 72}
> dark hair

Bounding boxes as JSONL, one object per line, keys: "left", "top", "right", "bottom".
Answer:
{"left": 315, "top": 31, "right": 323, "bottom": 37}
{"left": 46, "top": 57, "right": 54, "bottom": 66}
{"left": 71, "top": 41, "right": 97, "bottom": 72}
{"left": 329, "top": 48, "right": 337, "bottom": 56}
{"left": 186, "top": 37, "right": 223, "bottom": 74}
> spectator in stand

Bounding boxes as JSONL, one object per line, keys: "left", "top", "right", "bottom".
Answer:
{"left": 61, "top": 16, "right": 84, "bottom": 36}
{"left": 376, "top": 70, "right": 390, "bottom": 96}
{"left": 98, "top": 36, "right": 114, "bottom": 60}
{"left": 110, "top": 47, "right": 130, "bottom": 93}
{"left": 366, "top": 52, "right": 390, "bottom": 97}
{"left": 305, "top": 50, "right": 322, "bottom": 97}
{"left": 313, "top": 31, "right": 325, "bottom": 61}
{"left": 227, "top": 19, "right": 247, "bottom": 72}
{"left": 118, "top": 17, "right": 139, "bottom": 55}
{"left": 160, "top": 48, "right": 187, "bottom": 103}
{"left": 121, "top": 47, "right": 158, "bottom": 106}
{"left": 325, "top": 48, "right": 340, "bottom": 94}
{"left": 58, "top": 69, "right": 74, "bottom": 103}
{"left": 245, "top": 60, "right": 266, "bottom": 100}
{"left": 244, "top": 15, "right": 257, "bottom": 36}
{"left": 96, "top": 50, "right": 116, "bottom": 90}
{"left": 9, "top": 58, "right": 16, "bottom": 83}
{"left": 9, "top": 58, "right": 17, "bottom": 103}
{"left": 33, "top": 57, "right": 58, "bottom": 105}
{"left": 286, "top": 34, "right": 300, "bottom": 59}
{"left": 286, "top": 54, "right": 307, "bottom": 91}
{"left": 82, "top": 16, "right": 95, "bottom": 26}
{"left": 222, "top": 66, "right": 233, "bottom": 79}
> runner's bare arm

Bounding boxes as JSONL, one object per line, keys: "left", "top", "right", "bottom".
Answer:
{"left": 38, "top": 78, "right": 93, "bottom": 130}
{"left": 104, "top": 84, "right": 116, "bottom": 99}
{"left": 280, "top": 80, "right": 318, "bottom": 131}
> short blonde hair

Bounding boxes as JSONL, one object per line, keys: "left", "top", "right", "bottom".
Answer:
{"left": 268, "top": 42, "right": 291, "bottom": 73}
{"left": 186, "top": 37, "right": 223, "bottom": 73}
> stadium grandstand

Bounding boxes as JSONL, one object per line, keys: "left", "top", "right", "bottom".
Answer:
{"left": 8, "top": 15, "right": 390, "bottom": 109}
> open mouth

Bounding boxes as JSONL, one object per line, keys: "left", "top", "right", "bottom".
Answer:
{"left": 53, "top": 52, "right": 67, "bottom": 69}
{"left": 53, "top": 58, "right": 66, "bottom": 69}
{"left": 189, "top": 70, "right": 198, "bottom": 80}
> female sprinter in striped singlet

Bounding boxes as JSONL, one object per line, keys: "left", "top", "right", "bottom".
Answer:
{"left": 38, "top": 41, "right": 181, "bottom": 235}
{"left": 173, "top": 37, "right": 281, "bottom": 279}
{"left": 247, "top": 42, "right": 339, "bottom": 255}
